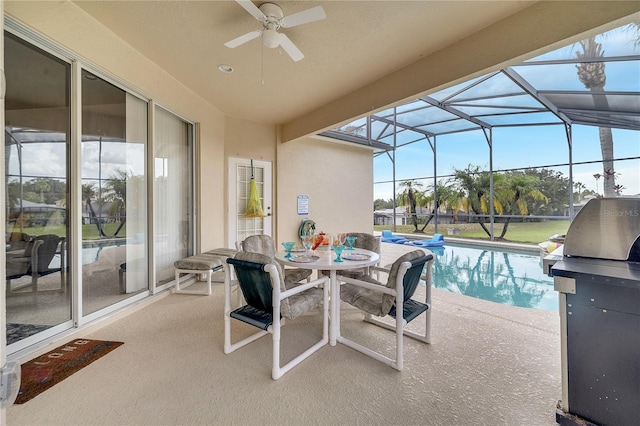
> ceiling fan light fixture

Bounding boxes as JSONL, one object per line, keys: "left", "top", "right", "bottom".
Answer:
{"left": 225, "top": 1, "right": 326, "bottom": 62}
{"left": 218, "top": 64, "right": 234, "bottom": 73}
{"left": 262, "top": 29, "right": 280, "bottom": 48}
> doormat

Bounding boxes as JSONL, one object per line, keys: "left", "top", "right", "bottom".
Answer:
{"left": 15, "top": 339, "right": 124, "bottom": 404}
{"left": 6, "top": 323, "right": 51, "bottom": 346}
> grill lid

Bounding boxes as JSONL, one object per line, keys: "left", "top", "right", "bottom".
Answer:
{"left": 563, "top": 198, "right": 640, "bottom": 262}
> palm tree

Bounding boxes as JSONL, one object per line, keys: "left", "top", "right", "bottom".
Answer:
{"left": 103, "top": 170, "right": 127, "bottom": 220}
{"left": 451, "top": 167, "right": 547, "bottom": 240}
{"left": 576, "top": 37, "right": 616, "bottom": 196}
{"left": 32, "top": 178, "right": 50, "bottom": 204}
{"left": 103, "top": 169, "right": 129, "bottom": 237}
{"left": 419, "top": 182, "right": 464, "bottom": 232}
{"left": 396, "top": 179, "right": 424, "bottom": 232}
{"left": 496, "top": 173, "right": 548, "bottom": 239}
{"left": 573, "top": 181, "right": 586, "bottom": 203}
{"left": 451, "top": 165, "right": 503, "bottom": 237}
{"left": 82, "top": 182, "right": 105, "bottom": 237}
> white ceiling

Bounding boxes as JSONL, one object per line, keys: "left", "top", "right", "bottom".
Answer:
{"left": 72, "top": 1, "right": 532, "bottom": 122}
{"left": 71, "top": 1, "right": 639, "bottom": 138}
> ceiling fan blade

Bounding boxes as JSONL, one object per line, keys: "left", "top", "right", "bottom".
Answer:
{"left": 281, "top": 6, "right": 326, "bottom": 28}
{"left": 234, "top": 0, "right": 265, "bottom": 22}
{"left": 278, "top": 34, "right": 304, "bottom": 62}
{"left": 224, "top": 30, "right": 262, "bottom": 48}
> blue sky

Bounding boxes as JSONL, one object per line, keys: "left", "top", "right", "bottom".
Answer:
{"left": 373, "top": 23, "right": 640, "bottom": 202}
{"left": 374, "top": 125, "right": 639, "bottom": 200}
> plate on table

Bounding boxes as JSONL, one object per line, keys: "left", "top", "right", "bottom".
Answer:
{"left": 289, "top": 255, "right": 320, "bottom": 263}
{"left": 342, "top": 253, "right": 371, "bottom": 261}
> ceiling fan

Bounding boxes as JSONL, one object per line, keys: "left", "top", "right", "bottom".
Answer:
{"left": 224, "top": 1, "right": 326, "bottom": 62}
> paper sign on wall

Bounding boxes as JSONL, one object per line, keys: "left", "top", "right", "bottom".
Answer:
{"left": 297, "top": 195, "right": 309, "bottom": 215}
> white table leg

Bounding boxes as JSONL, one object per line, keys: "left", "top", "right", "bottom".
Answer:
{"left": 330, "top": 270, "right": 338, "bottom": 346}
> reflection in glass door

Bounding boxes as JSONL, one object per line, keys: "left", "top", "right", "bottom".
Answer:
{"left": 4, "top": 32, "right": 71, "bottom": 347}
{"left": 81, "top": 71, "right": 148, "bottom": 315}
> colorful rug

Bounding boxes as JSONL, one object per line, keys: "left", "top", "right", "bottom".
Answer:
{"left": 6, "top": 323, "right": 51, "bottom": 345}
{"left": 15, "top": 339, "right": 123, "bottom": 404}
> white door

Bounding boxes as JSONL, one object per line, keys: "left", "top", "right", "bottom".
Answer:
{"left": 227, "top": 158, "right": 273, "bottom": 248}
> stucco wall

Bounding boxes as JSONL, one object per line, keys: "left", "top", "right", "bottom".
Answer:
{"left": 277, "top": 136, "right": 374, "bottom": 245}
{"left": 5, "top": 1, "right": 226, "bottom": 250}
{"left": 224, "top": 116, "right": 276, "bottom": 162}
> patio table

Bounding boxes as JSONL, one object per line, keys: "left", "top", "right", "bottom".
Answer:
{"left": 275, "top": 247, "right": 379, "bottom": 346}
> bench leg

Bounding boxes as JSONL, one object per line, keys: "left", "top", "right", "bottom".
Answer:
{"left": 174, "top": 268, "right": 213, "bottom": 296}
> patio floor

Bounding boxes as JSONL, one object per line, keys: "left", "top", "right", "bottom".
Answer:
{"left": 8, "top": 242, "right": 561, "bottom": 425}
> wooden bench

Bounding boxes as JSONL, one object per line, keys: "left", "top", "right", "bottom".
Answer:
{"left": 173, "top": 248, "right": 237, "bottom": 295}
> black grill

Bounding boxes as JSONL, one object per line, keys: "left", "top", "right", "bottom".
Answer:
{"left": 552, "top": 198, "right": 640, "bottom": 426}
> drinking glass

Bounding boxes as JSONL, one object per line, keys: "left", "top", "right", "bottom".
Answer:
{"left": 346, "top": 236, "right": 357, "bottom": 250}
{"left": 282, "top": 241, "right": 295, "bottom": 258}
{"left": 333, "top": 244, "right": 345, "bottom": 262}
{"left": 337, "top": 233, "right": 346, "bottom": 245}
{"left": 301, "top": 235, "right": 313, "bottom": 256}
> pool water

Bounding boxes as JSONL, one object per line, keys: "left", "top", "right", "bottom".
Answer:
{"left": 427, "top": 243, "right": 557, "bottom": 310}
{"left": 82, "top": 239, "right": 129, "bottom": 264}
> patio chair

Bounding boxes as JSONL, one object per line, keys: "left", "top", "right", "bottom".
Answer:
{"left": 6, "top": 234, "right": 66, "bottom": 294}
{"left": 320, "top": 232, "right": 381, "bottom": 279}
{"left": 238, "top": 234, "right": 312, "bottom": 284}
{"left": 336, "top": 249, "right": 434, "bottom": 371}
{"left": 223, "top": 251, "right": 329, "bottom": 380}
{"left": 343, "top": 232, "right": 381, "bottom": 278}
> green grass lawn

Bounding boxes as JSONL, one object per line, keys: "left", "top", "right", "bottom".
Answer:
{"left": 375, "top": 220, "right": 570, "bottom": 245}
{"left": 18, "top": 220, "right": 569, "bottom": 246}
{"left": 11, "top": 223, "right": 127, "bottom": 240}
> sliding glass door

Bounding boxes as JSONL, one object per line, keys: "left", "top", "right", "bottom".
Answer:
{"left": 4, "top": 31, "right": 71, "bottom": 347}
{"left": 4, "top": 23, "right": 195, "bottom": 353}
{"left": 81, "top": 71, "right": 148, "bottom": 315}
{"left": 154, "top": 107, "right": 194, "bottom": 288}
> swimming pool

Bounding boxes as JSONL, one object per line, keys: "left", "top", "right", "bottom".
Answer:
{"left": 427, "top": 243, "right": 557, "bottom": 310}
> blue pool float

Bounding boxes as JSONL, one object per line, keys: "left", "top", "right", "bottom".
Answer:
{"left": 381, "top": 230, "right": 409, "bottom": 244}
{"left": 404, "top": 233, "right": 445, "bottom": 247}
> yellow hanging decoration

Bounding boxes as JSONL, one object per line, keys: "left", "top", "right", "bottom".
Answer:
{"left": 245, "top": 160, "right": 266, "bottom": 218}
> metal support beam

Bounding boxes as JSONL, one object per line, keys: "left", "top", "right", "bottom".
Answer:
{"left": 566, "top": 123, "right": 575, "bottom": 220}
{"left": 502, "top": 67, "right": 572, "bottom": 124}
{"left": 432, "top": 136, "right": 438, "bottom": 234}
{"left": 421, "top": 95, "right": 493, "bottom": 130}
{"left": 482, "top": 128, "right": 495, "bottom": 241}
{"left": 370, "top": 113, "right": 436, "bottom": 138}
